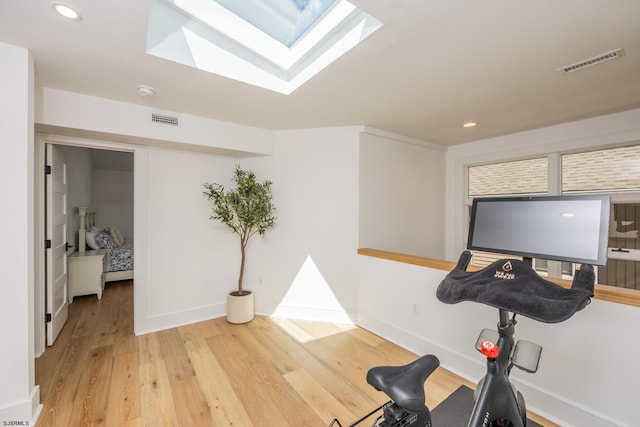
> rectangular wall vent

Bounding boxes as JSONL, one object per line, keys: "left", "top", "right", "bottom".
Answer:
{"left": 558, "top": 48, "right": 625, "bottom": 73}
{"left": 151, "top": 112, "right": 180, "bottom": 126}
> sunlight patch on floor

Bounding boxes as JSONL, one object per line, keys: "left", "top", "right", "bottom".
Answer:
{"left": 271, "top": 317, "right": 356, "bottom": 344}
{"left": 271, "top": 254, "right": 354, "bottom": 324}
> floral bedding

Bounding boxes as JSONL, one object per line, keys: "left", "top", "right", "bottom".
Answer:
{"left": 94, "top": 228, "right": 134, "bottom": 273}
{"left": 104, "top": 239, "right": 134, "bottom": 272}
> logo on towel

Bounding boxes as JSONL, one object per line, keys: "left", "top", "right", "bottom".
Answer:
{"left": 494, "top": 261, "right": 515, "bottom": 280}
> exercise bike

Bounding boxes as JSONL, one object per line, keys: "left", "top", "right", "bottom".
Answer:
{"left": 329, "top": 250, "right": 596, "bottom": 427}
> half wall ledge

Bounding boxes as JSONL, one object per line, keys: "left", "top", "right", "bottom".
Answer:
{"left": 357, "top": 248, "right": 640, "bottom": 308}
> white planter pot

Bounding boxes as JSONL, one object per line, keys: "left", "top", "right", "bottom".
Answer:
{"left": 227, "top": 290, "right": 254, "bottom": 324}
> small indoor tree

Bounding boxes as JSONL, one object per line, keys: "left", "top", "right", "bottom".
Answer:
{"left": 203, "top": 165, "right": 276, "bottom": 296}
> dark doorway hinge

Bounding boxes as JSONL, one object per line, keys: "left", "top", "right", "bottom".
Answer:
{"left": 45, "top": 313, "right": 52, "bottom": 323}
{"left": 44, "top": 165, "right": 51, "bottom": 175}
{"left": 45, "top": 239, "right": 52, "bottom": 249}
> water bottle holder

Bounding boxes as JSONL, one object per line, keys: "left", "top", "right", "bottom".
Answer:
{"left": 512, "top": 340, "right": 542, "bottom": 373}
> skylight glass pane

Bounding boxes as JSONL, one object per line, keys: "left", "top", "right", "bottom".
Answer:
{"left": 215, "top": 0, "right": 338, "bottom": 47}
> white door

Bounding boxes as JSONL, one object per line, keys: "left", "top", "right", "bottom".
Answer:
{"left": 46, "top": 144, "right": 69, "bottom": 346}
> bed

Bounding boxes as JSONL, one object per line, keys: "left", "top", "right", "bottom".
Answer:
{"left": 77, "top": 206, "right": 134, "bottom": 283}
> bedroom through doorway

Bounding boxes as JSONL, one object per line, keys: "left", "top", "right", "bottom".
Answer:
{"left": 40, "top": 143, "right": 134, "bottom": 350}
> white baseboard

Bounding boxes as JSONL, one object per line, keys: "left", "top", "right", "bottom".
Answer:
{"left": 356, "top": 311, "right": 623, "bottom": 427}
{"left": 134, "top": 302, "right": 226, "bottom": 335}
{"left": 0, "top": 385, "right": 41, "bottom": 426}
{"left": 134, "top": 301, "right": 358, "bottom": 336}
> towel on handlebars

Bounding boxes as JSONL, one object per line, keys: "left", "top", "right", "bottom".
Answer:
{"left": 436, "top": 251, "right": 594, "bottom": 323}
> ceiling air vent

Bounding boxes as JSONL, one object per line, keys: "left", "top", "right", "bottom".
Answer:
{"left": 151, "top": 112, "right": 179, "bottom": 127}
{"left": 557, "top": 48, "right": 625, "bottom": 73}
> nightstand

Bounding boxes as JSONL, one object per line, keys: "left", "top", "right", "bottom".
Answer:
{"left": 68, "top": 250, "right": 106, "bottom": 302}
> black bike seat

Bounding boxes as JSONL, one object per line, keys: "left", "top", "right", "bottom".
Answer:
{"left": 366, "top": 354, "right": 440, "bottom": 413}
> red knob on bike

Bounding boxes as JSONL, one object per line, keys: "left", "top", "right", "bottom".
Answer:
{"left": 481, "top": 341, "right": 499, "bottom": 358}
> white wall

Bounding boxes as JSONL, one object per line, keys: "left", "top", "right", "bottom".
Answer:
{"left": 37, "top": 88, "right": 275, "bottom": 156}
{"left": 108, "top": 122, "right": 439, "bottom": 334}
{"left": 34, "top": 88, "right": 447, "bottom": 334}
{"left": 34, "top": 84, "right": 356, "bottom": 335}
{"left": 93, "top": 168, "right": 134, "bottom": 239}
{"left": 142, "top": 147, "right": 234, "bottom": 330}
{"left": 139, "top": 126, "right": 362, "bottom": 332}
{"left": 58, "top": 145, "right": 93, "bottom": 250}
{"left": 0, "top": 43, "right": 39, "bottom": 424}
{"left": 359, "top": 129, "right": 446, "bottom": 258}
{"left": 248, "top": 127, "right": 362, "bottom": 322}
{"left": 33, "top": 85, "right": 277, "bottom": 336}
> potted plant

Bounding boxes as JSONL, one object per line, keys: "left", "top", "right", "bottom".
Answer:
{"left": 203, "top": 165, "right": 276, "bottom": 323}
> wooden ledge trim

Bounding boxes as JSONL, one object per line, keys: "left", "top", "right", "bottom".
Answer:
{"left": 357, "top": 248, "right": 458, "bottom": 271}
{"left": 358, "top": 248, "right": 640, "bottom": 307}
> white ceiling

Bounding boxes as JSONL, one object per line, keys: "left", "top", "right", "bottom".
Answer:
{"left": 2, "top": 0, "right": 639, "bottom": 146}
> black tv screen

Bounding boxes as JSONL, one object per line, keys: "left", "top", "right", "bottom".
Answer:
{"left": 467, "top": 195, "right": 610, "bottom": 265}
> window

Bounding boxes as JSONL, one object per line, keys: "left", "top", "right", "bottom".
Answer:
{"left": 466, "top": 143, "right": 640, "bottom": 296}
{"left": 562, "top": 145, "right": 640, "bottom": 193}
{"left": 561, "top": 261, "right": 575, "bottom": 278}
{"left": 534, "top": 258, "right": 548, "bottom": 274}
{"left": 468, "top": 158, "right": 548, "bottom": 196}
{"left": 598, "top": 202, "right": 640, "bottom": 290}
{"left": 471, "top": 250, "right": 521, "bottom": 268}
{"left": 562, "top": 146, "right": 640, "bottom": 291}
{"left": 467, "top": 158, "right": 548, "bottom": 272}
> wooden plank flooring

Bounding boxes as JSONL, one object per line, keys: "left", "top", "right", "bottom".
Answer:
{"left": 35, "top": 281, "right": 555, "bottom": 426}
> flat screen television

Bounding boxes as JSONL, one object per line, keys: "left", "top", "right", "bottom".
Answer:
{"left": 467, "top": 195, "right": 610, "bottom": 265}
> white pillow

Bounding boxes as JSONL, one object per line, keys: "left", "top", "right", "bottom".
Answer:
{"left": 86, "top": 226, "right": 102, "bottom": 250}
{"left": 110, "top": 227, "right": 124, "bottom": 246}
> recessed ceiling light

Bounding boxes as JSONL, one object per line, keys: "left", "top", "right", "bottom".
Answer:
{"left": 463, "top": 121, "right": 478, "bottom": 128}
{"left": 52, "top": 3, "right": 82, "bottom": 21}
{"left": 136, "top": 84, "right": 155, "bottom": 96}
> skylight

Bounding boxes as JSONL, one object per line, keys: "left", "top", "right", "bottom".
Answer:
{"left": 146, "top": 0, "right": 383, "bottom": 94}
{"left": 216, "top": 0, "right": 338, "bottom": 48}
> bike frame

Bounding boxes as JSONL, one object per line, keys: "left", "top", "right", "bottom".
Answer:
{"left": 331, "top": 252, "right": 594, "bottom": 427}
{"left": 467, "top": 309, "right": 525, "bottom": 427}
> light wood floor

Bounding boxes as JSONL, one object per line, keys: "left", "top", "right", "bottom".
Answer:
{"left": 35, "top": 281, "right": 555, "bottom": 426}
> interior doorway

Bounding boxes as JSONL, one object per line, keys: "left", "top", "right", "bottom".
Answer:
{"left": 34, "top": 134, "right": 142, "bottom": 358}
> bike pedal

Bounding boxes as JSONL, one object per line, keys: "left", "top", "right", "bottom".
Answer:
{"left": 475, "top": 328, "right": 499, "bottom": 353}
{"left": 512, "top": 340, "right": 542, "bottom": 373}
